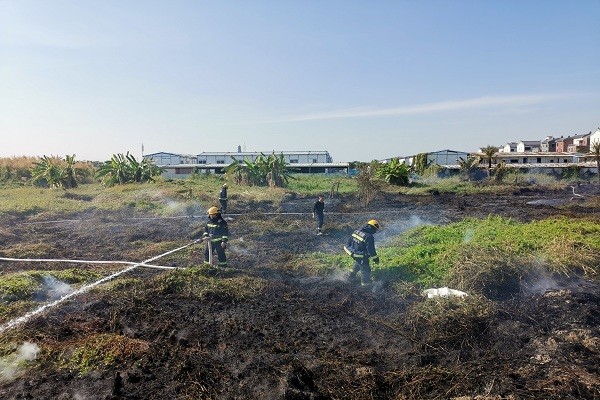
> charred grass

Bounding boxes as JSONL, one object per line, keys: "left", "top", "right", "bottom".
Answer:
{"left": 0, "top": 183, "right": 599, "bottom": 398}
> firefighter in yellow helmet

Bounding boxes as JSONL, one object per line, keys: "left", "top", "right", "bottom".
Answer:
{"left": 202, "top": 206, "right": 229, "bottom": 267}
{"left": 343, "top": 219, "right": 380, "bottom": 285}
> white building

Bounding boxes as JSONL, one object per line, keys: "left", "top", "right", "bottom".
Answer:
{"left": 517, "top": 140, "right": 541, "bottom": 152}
{"left": 591, "top": 128, "right": 600, "bottom": 148}
{"left": 195, "top": 151, "right": 333, "bottom": 165}
{"left": 143, "top": 152, "right": 197, "bottom": 165}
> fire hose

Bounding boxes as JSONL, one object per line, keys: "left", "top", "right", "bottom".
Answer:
{"left": 0, "top": 239, "right": 202, "bottom": 334}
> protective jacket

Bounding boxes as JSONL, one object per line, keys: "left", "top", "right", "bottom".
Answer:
{"left": 219, "top": 187, "right": 228, "bottom": 202}
{"left": 203, "top": 214, "right": 229, "bottom": 267}
{"left": 219, "top": 187, "right": 228, "bottom": 213}
{"left": 203, "top": 215, "right": 229, "bottom": 243}
{"left": 344, "top": 224, "right": 379, "bottom": 262}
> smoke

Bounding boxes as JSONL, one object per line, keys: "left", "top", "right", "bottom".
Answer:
{"left": 41, "top": 275, "right": 72, "bottom": 301}
{"left": 379, "top": 214, "right": 432, "bottom": 243}
{"left": 0, "top": 342, "right": 40, "bottom": 381}
{"left": 463, "top": 228, "right": 475, "bottom": 243}
{"left": 522, "top": 268, "right": 560, "bottom": 295}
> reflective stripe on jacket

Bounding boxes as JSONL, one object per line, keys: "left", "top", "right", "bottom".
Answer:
{"left": 204, "top": 217, "right": 229, "bottom": 242}
{"left": 344, "top": 226, "right": 377, "bottom": 259}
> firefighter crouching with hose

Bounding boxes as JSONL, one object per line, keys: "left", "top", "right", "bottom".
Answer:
{"left": 344, "top": 219, "right": 380, "bottom": 286}
{"left": 203, "top": 206, "right": 229, "bottom": 267}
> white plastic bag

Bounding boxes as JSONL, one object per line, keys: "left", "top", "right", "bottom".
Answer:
{"left": 422, "top": 287, "right": 468, "bottom": 298}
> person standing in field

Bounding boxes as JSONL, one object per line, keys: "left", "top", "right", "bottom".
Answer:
{"left": 343, "top": 219, "right": 381, "bottom": 286}
{"left": 203, "top": 206, "right": 229, "bottom": 267}
{"left": 219, "top": 183, "right": 228, "bottom": 214}
{"left": 313, "top": 195, "right": 325, "bottom": 235}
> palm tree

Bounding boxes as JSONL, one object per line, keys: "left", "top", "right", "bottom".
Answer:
{"left": 458, "top": 155, "right": 481, "bottom": 181}
{"left": 480, "top": 145, "right": 498, "bottom": 178}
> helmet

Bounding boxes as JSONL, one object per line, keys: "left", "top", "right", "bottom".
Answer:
{"left": 207, "top": 206, "right": 219, "bottom": 215}
{"left": 367, "top": 219, "right": 380, "bottom": 230}
{"left": 222, "top": 183, "right": 228, "bottom": 188}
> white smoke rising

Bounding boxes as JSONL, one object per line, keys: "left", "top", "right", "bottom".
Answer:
{"left": 379, "top": 214, "right": 432, "bottom": 244}
{"left": 463, "top": 228, "right": 475, "bottom": 243}
{"left": 523, "top": 270, "right": 560, "bottom": 295}
{"left": 0, "top": 341, "right": 40, "bottom": 381}
{"left": 41, "top": 275, "right": 72, "bottom": 300}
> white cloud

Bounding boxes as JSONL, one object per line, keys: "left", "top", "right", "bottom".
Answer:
{"left": 275, "top": 93, "right": 576, "bottom": 122}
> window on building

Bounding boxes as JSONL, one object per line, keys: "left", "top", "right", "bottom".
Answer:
{"left": 197, "top": 160, "right": 206, "bottom": 164}
{"left": 523, "top": 157, "right": 528, "bottom": 163}
{"left": 216, "top": 160, "right": 225, "bottom": 164}
{"left": 290, "top": 159, "right": 298, "bottom": 163}
{"left": 537, "top": 158, "right": 541, "bottom": 163}
{"left": 311, "top": 158, "right": 318, "bottom": 163}
{"left": 510, "top": 159, "right": 518, "bottom": 164}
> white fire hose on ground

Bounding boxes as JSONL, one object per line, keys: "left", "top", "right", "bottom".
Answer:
{"left": 0, "top": 239, "right": 201, "bottom": 334}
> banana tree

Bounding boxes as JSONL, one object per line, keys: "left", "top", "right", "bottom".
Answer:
{"left": 30, "top": 156, "right": 65, "bottom": 188}
{"left": 375, "top": 158, "right": 410, "bottom": 186}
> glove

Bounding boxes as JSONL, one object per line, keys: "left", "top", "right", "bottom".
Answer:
{"left": 221, "top": 242, "right": 227, "bottom": 249}
{"left": 372, "top": 256, "right": 380, "bottom": 264}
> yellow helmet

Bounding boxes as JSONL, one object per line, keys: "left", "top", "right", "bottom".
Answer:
{"left": 207, "top": 206, "right": 219, "bottom": 215}
{"left": 367, "top": 219, "right": 380, "bottom": 230}
{"left": 222, "top": 183, "right": 228, "bottom": 188}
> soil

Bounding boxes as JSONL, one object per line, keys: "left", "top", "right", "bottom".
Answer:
{"left": 1, "top": 184, "right": 599, "bottom": 399}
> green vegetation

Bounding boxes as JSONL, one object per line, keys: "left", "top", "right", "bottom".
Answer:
{"left": 224, "top": 152, "right": 292, "bottom": 187}
{"left": 0, "top": 269, "right": 104, "bottom": 303}
{"left": 298, "top": 216, "right": 600, "bottom": 293}
{"left": 153, "top": 267, "right": 266, "bottom": 300}
{"left": 374, "top": 158, "right": 410, "bottom": 186}
{"left": 58, "top": 333, "right": 149, "bottom": 375}
{"left": 96, "top": 152, "right": 164, "bottom": 186}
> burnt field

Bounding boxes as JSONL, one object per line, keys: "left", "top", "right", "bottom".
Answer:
{"left": 0, "top": 186, "right": 599, "bottom": 399}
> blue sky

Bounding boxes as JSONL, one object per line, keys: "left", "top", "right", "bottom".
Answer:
{"left": 1, "top": 0, "right": 599, "bottom": 162}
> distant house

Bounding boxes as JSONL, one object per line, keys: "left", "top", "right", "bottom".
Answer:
{"left": 500, "top": 142, "right": 518, "bottom": 153}
{"left": 540, "top": 136, "right": 557, "bottom": 152}
{"left": 590, "top": 128, "right": 600, "bottom": 148}
{"left": 517, "top": 140, "right": 541, "bottom": 152}
{"left": 555, "top": 136, "right": 575, "bottom": 153}
{"left": 567, "top": 133, "right": 592, "bottom": 153}
{"left": 492, "top": 152, "right": 578, "bottom": 165}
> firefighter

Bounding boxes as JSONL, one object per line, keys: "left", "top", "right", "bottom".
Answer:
{"left": 343, "top": 219, "right": 380, "bottom": 285}
{"left": 219, "top": 183, "right": 228, "bottom": 214}
{"left": 203, "top": 206, "right": 229, "bottom": 267}
{"left": 312, "top": 195, "right": 325, "bottom": 235}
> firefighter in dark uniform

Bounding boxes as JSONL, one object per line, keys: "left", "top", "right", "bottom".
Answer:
{"left": 219, "top": 183, "right": 228, "bottom": 214}
{"left": 313, "top": 195, "right": 325, "bottom": 235}
{"left": 203, "top": 206, "right": 229, "bottom": 267}
{"left": 343, "top": 219, "right": 380, "bottom": 285}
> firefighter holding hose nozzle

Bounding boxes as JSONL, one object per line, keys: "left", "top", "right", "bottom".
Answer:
{"left": 203, "top": 206, "right": 229, "bottom": 267}
{"left": 343, "top": 219, "right": 380, "bottom": 286}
